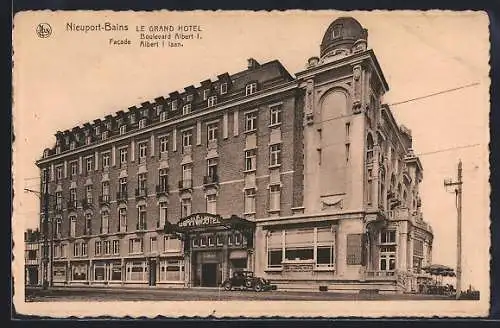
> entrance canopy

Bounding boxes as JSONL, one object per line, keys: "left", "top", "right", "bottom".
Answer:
{"left": 164, "top": 213, "right": 255, "bottom": 234}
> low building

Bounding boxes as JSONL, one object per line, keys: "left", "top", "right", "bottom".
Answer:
{"left": 34, "top": 16, "right": 433, "bottom": 293}
{"left": 24, "top": 229, "right": 42, "bottom": 286}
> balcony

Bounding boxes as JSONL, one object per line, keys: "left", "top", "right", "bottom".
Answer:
{"left": 178, "top": 179, "right": 193, "bottom": 191}
{"left": 156, "top": 184, "right": 169, "bottom": 197}
{"left": 81, "top": 198, "right": 93, "bottom": 209}
{"left": 135, "top": 188, "right": 148, "bottom": 199}
{"left": 67, "top": 200, "right": 78, "bottom": 211}
{"left": 116, "top": 191, "right": 128, "bottom": 203}
{"left": 99, "top": 195, "right": 111, "bottom": 205}
{"left": 203, "top": 174, "right": 219, "bottom": 187}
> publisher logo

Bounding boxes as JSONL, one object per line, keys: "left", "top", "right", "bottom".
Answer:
{"left": 36, "top": 23, "right": 52, "bottom": 38}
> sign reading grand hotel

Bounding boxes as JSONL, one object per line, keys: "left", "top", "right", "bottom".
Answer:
{"left": 177, "top": 213, "right": 223, "bottom": 229}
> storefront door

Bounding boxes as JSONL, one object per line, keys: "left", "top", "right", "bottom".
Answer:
{"left": 149, "top": 260, "right": 157, "bottom": 286}
{"left": 201, "top": 263, "right": 217, "bottom": 287}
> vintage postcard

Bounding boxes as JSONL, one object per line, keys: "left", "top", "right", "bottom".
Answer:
{"left": 12, "top": 10, "right": 491, "bottom": 318}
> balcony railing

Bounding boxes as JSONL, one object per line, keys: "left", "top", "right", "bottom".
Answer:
{"left": 203, "top": 174, "right": 219, "bottom": 186}
{"left": 365, "top": 270, "right": 398, "bottom": 281}
{"left": 81, "top": 198, "right": 93, "bottom": 209}
{"left": 156, "top": 184, "right": 169, "bottom": 196}
{"left": 135, "top": 188, "right": 148, "bottom": 199}
{"left": 67, "top": 200, "right": 78, "bottom": 210}
{"left": 136, "top": 221, "right": 147, "bottom": 231}
{"left": 99, "top": 195, "right": 111, "bottom": 204}
{"left": 178, "top": 179, "right": 193, "bottom": 190}
{"left": 116, "top": 191, "right": 128, "bottom": 202}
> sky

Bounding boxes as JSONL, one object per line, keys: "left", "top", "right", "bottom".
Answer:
{"left": 13, "top": 10, "right": 490, "bottom": 293}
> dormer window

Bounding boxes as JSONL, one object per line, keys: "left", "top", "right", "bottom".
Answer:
{"left": 245, "top": 82, "right": 257, "bottom": 96}
{"left": 332, "top": 24, "right": 343, "bottom": 38}
{"left": 70, "top": 141, "right": 76, "bottom": 150}
{"left": 85, "top": 136, "right": 92, "bottom": 145}
{"left": 56, "top": 146, "right": 61, "bottom": 154}
{"left": 186, "top": 94, "right": 194, "bottom": 102}
{"left": 142, "top": 109, "right": 148, "bottom": 118}
{"left": 160, "top": 111, "right": 168, "bottom": 122}
{"left": 74, "top": 134, "right": 80, "bottom": 142}
{"left": 130, "top": 113, "right": 136, "bottom": 124}
{"left": 154, "top": 104, "right": 163, "bottom": 116}
{"left": 171, "top": 100, "right": 178, "bottom": 111}
{"left": 203, "top": 89, "right": 210, "bottom": 101}
{"left": 220, "top": 83, "right": 228, "bottom": 95}
{"left": 64, "top": 136, "right": 70, "bottom": 145}
{"left": 138, "top": 118, "right": 147, "bottom": 129}
{"left": 94, "top": 126, "right": 100, "bottom": 135}
{"left": 119, "top": 125, "right": 127, "bottom": 135}
{"left": 101, "top": 131, "right": 108, "bottom": 141}
{"left": 207, "top": 96, "right": 217, "bottom": 107}
{"left": 43, "top": 149, "right": 50, "bottom": 158}
{"left": 182, "top": 104, "right": 192, "bottom": 115}
{"left": 105, "top": 121, "right": 112, "bottom": 130}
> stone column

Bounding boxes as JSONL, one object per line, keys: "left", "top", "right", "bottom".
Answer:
{"left": 121, "top": 258, "right": 125, "bottom": 286}
{"left": 398, "top": 222, "right": 408, "bottom": 272}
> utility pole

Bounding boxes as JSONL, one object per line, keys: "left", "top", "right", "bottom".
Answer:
{"left": 444, "top": 160, "right": 463, "bottom": 300}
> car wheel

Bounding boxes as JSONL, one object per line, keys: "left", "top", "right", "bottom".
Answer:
{"left": 223, "top": 281, "right": 232, "bottom": 291}
{"left": 254, "top": 282, "right": 264, "bottom": 292}
{"left": 245, "top": 280, "right": 253, "bottom": 289}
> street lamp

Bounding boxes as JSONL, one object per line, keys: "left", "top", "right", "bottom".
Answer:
{"left": 443, "top": 160, "right": 463, "bottom": 300}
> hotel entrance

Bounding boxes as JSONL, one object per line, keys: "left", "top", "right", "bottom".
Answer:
{"left": 192, "top": 250, "right": 223, "bottom": 287}
{"left": 201, "top": 263, "right": 218, "bottom": 287}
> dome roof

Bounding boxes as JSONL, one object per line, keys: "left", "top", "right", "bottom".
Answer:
{"left": 320, "top": 17, "right": 368, "bottom": 58}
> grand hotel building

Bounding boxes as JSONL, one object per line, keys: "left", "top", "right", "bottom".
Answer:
{"left": 34, "top": 17, "right": 433, "bottom": 293}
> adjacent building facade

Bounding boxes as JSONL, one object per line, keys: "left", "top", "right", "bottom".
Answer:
{"left": 33, "top": 17, "right": 433, "bottom": 293}
{"left": 24, "top": 229, "right": 42, "bottom": 286}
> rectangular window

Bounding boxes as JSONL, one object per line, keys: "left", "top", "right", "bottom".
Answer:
{"left": 81, "top": 242, "right": 87, "bottom": 256}
{"left": 119, "top": 177, "right": 127, "bottom": 195}
{"left": 245, "top": 112, "right": 257, "bottom": 132}
{"left": 220, "top": 83, "right": 227, "bottom": 95}
{"left": 69, "top": 216, "right": 76, "bottom": 237}
{"left": 73, "top": 243, "right": 80, "bottom": 257}
{"left": 182, "top": 104, "right": 192, "bottom": 115}
{"left": 85, "top": 157, "right": 93, "bottom": 173}
{"left": 269, "top": 185, "right": 281, "bottom": 211}
{"left": 138, "top": 118, "right": 147, "bottom": 129}
{"left": 207, "top": 158, "right": 218, "bottom": 178}
{"left": 56, "top": 166, "right": 62, "bottom": 181}
{"left": 101, "top": 131, "right": 108, "bottom": 141}
{"left": 207, "top": 95, "right": 217, "bottom": 107}
{"left": 54, "top": 219, "right": 62, "bottom": 237}
{"left": 119, "top": 125, "right": 127, "bottom": 135}
{"left": 154, "top": 104, "right": 163, "bottom": 116}
{"left": 245, "top": 82, "right": 257, "bottom": 96}
{"left": 126, "top": 261, "right": 145, "bottom": 281}
{"left": 119, "top": 148, "right": 128, "bottom": 166}
{"left": 129, "top": 113, "right": 136, "bottom": 124}
{"left": 164, "top": 236, "right": 181, "bottom": 252}
{"left": 138, "top": 142, "right": 148, "bottom": 163}
{"left": 102, "top": 181, "right": 110, "bottom": 197}
{"left": 207, "top": 123, "right": 218, "bottom": 142}
{"left": 104, "top": 240, "right": 111, "bottom": 255}
{"left": 380, "top": 245, "right": 396, "bottom": 271}
{"left": 85, "top": 135, "right": 92, "bottom": 145}
{"left": 160, "top": 111, "right": 168, "bottom": 122}
{"left": 102, "top": 152, "right": 110, "bottom": 169}
{"left": 137, "top": 173, "right": 147, "bottom": 192}
{"left": 112, "top": 240, "right": 120, "bottom": 255}
{"left": 380, "top": 230, "right": 396, "bottom": 244}
{"left": 137, "top": 205, "right": 146, "bottom": 230}
{"left": 206, "top": 194, "right": 217, "bottom": 214}
{"left": 55, "top": 192, "right": 63, "bottom": 210}
{"left": 69, "top": 188, "right": 77, "bottom": 202}
{"left": 70, "top": 162, "right": 78, "bottom": 177}
{"left": 182, "top": 164, "right": 192, "bottom": 181}
{"left": 346, "top": 234, "right": 363, "bottom": 265}
{"left": 203, "top": 89, "right": 210, "bottom": 101}
{"left": 85, "top": 213, "right": 92, "bottom": 235}
{"left": 150, "top": 237, "right": 157, "bottom": 253}
{"left": 181, "top": 198, "right": 192, "bottom": 218}
{"left": 101, "top": 211, "right": 109, "bottom": 234}
{"left": 159, "top": 136, "right": 168, "bottom": 157}
{"left": 119, "top": 208, "right": 127, "bottom": 232}
{"left": 159, "top": 168, "right": 168, "bottom": 190}
{"left": 269, "top": 144, "right": 282, "bottom": 166}
{"left": 95, "top": 241, "right": 102, "bottom": 256}
{"left": 244, "top": 149, "right": 256, "bottom": 171}
{"left": 269, "top": 104, "right": 282, "bottom": 126}
{"left": 159, "top": 201, "right": 168, "bottom": 227}
{"left": 186, "top": 94, "right": 194, "bottom": 102}
{"left": 129, "top": 238, "right": 143, "bottom": 254}
{"left": 171, "top": 100, "right": 178, "bottom": 111}
{"left": 244, "top": 188, "right": 256, "bottom": 214}
{"left": 182, "top": 130, "right": 193, "bottom": 148}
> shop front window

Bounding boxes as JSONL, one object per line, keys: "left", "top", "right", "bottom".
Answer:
{"left": 159, "top": 259, "right": 184, "bottom": 282}
{"left": 72, "top": 264, "right": 87, "bottom": 281}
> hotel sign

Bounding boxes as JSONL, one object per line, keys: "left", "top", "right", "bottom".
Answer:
{"left": 177, "top": 213, "right": 223, "bottom": 229}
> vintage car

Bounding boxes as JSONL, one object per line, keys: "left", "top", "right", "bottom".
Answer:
{"left": 222, "top": 270, "right": 277, "bottom": 292}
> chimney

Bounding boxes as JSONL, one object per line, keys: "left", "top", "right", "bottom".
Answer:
{"left": 247, "top": 58, "right": 260, "bottom": 70}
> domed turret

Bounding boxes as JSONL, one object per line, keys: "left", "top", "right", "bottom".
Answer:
{"left": 319, "top": 17, "right": 368, "bottom": 59}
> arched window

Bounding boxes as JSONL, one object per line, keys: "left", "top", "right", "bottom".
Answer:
{"left": 366, "top": 133, "right": 374, "bottom": 163}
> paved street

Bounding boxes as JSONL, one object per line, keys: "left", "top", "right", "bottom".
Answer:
{"left": 25, "top": 286, "right": 454, "bottom": 302}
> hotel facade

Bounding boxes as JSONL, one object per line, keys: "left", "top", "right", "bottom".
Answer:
{"left": 34, "top": 17, "right": 433, "bottom": 293}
